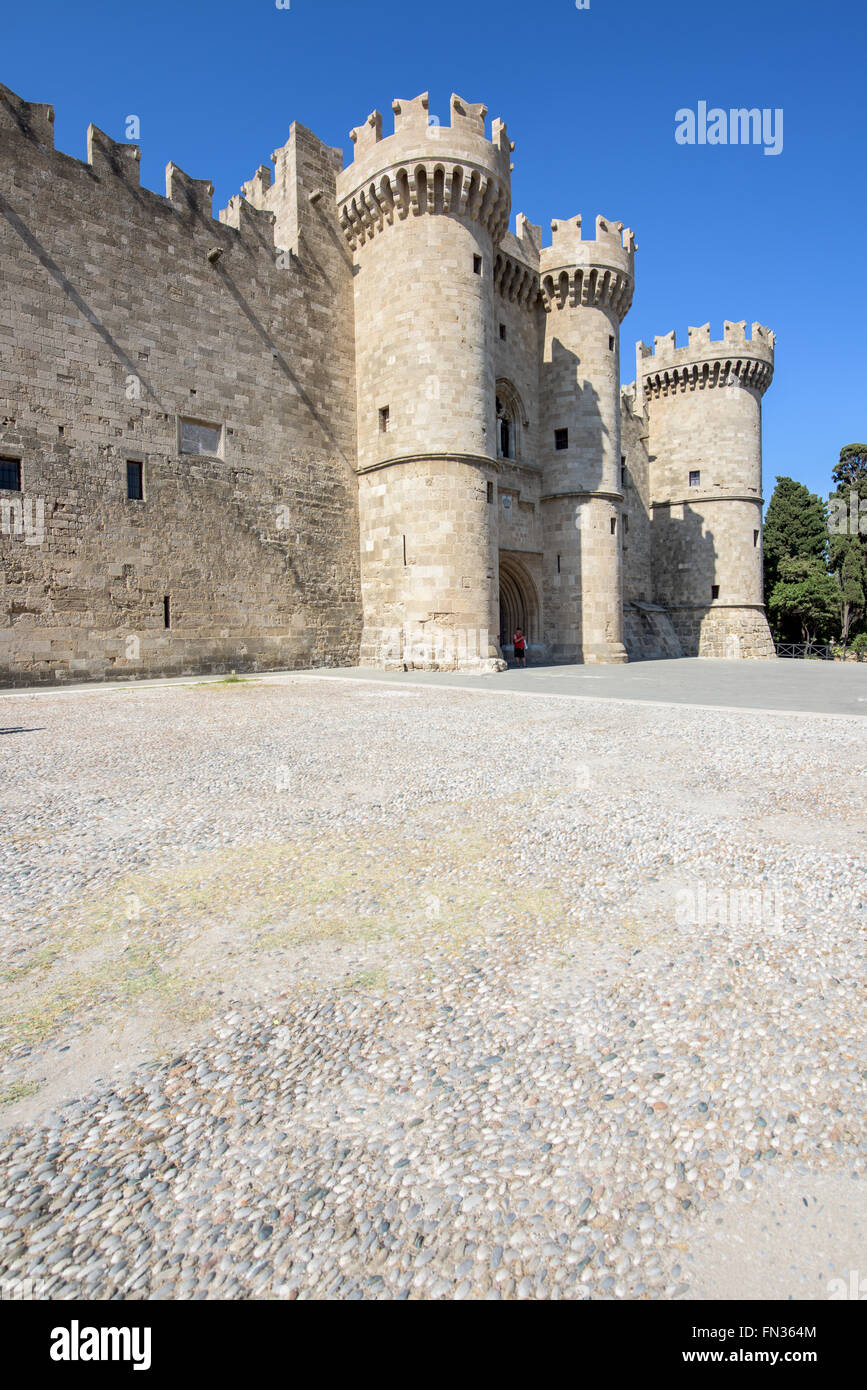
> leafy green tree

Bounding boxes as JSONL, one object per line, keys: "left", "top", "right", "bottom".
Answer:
{"left": 828, "top": 445, "right": 867, "bottom": 547}
{"left": 837, "top": 544, "right": 866, "bottom": 648}
{"left": 768, "top": 557, "right": 839, "bottom": 649}
{"left": 763, "top": 477, "right": 828, "bottom": 596}
{"left": 832, "top": 443, "right": 867, "bottom": 490}
{"left": 828, "top": 444, "right": 867, "bottom": 642}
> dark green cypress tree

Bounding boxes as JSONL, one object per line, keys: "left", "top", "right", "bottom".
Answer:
{"left": 763, "top": 476, "right": 828, "bottom": 596}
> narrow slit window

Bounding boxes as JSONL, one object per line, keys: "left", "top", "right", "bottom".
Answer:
{"left": 499, "top": 323, "right": 506, "bottom": 340}
{"left": 163, "top": 595, "right": 171, "bottom": 628}
{"left": 487, "top": 481, "right": 494, "bottom": 503}
{"left": 0, "top": 457, "right": 22, "bottom": 491}
{"left": 473, "top": 255, "right": 482, "bottom": 275}
{"left": 126, "top": 460, "right": 144, "bottom": 501}
{"left": 610, "top": 516, "right": 617, "bottom": 535}
{"left": 711, "top": 584, "right": 719, "bottom": 600}
{"left": 608, "top": 335, "right": 615, "bottom": 351}
{"left": 379, "top": 406, "right": 390, "bottom": 433}
{"left": 621, "top": 455, "right": 627, "bottom": 487}
{"left": 753, "top": 530, "right": 759, "bottom": 547}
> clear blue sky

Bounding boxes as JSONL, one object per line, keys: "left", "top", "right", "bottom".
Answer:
{"left": 4, "top": 0, "right": 865, "bottom": 505}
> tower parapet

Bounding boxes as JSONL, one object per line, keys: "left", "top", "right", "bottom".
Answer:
{"left": 336, "top": 92, "right": 511, "bottom": 250}
{"left": 638, "top": 322, "right": 774, "bottom": 398}
{"left": 540, "top": 216, "right": 635, "bottom": 320}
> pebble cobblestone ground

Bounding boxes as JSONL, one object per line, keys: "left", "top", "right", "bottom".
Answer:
{"left": 0, "top": 674, "right": 864, "bottom": 1299}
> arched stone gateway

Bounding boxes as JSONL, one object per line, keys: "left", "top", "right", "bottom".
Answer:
{"left": 499, "top": 553, "right": 540, "bottom": 658}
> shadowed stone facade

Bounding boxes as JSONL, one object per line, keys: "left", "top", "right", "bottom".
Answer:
{"left": 0, "top": 83, "right": 775, "bottom": 683}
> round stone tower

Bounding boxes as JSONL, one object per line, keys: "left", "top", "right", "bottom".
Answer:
{"left": 539, "top": 216, "right": 635, "bottom": 663}
{"left": 336, "top": 92, "right": 511, "bottom": 670}
{"left": 638, "top": 322, "right": 776, "bottom": 658}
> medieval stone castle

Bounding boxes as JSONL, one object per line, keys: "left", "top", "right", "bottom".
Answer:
{"left": 0, "top": 83, "right": 776, "bottom": 684}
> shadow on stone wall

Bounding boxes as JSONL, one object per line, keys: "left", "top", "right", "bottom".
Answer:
{"left": 539, "top": 338, "right": 612, "bottom": 664}
{"left": 651, "top": 501, "right": 718, "bottom": 656}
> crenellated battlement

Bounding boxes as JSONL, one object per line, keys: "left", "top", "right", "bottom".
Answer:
{"left": 343, "top": 91, "right": 511, "bottom": 167}
{"left": 493, "top": 213, "right": 542, "bottom": 309}
{"left": 0, "top": 82, "right": 54, "bottom": 148}
{"left": 638, "top": 321, "right": 775, "bottom": 397}
{"left": 240, "top": 164, "right": 272, "bottom": 204}
{"left": 336, "top": 91, "right": 512, "bottom": 250}
{"left": 86, "top": 125, "right": 140, "bottom": 184}
{"left": 166, "top": 163, "right": 214, "bottom": 219}
{"left": 543, "top": 214, "right": 636, "bottom": 262}
{"left": 0, "top": 80, "right": 295, "bottom": 264}
{"left": 538, "top": 216, "right": 635, "bottom": 321}
{"left": 218, "top": 194, "right": 277, "bottom": 248}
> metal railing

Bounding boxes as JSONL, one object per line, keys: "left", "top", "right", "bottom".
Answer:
{"left": 774, "top": 643, "right": 834, "bottom": 660}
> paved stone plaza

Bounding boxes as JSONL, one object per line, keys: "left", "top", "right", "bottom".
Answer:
{"left": 0, "top": 665, "right": 864, "bottom": 1299}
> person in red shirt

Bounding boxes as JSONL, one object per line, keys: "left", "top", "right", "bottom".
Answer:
{"left": 513, "top": 628, "right": 527, "bottom": 667}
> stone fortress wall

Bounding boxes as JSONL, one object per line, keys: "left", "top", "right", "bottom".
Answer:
{"left": 0, "top": 80, "right": 776, "bottom": 682}
{"left": 0, "top": 84, "right": 362, "bottom": 685}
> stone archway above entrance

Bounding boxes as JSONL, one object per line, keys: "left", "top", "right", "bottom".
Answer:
{"left": 498, "top": 551, "right": 542, "bottom": 655}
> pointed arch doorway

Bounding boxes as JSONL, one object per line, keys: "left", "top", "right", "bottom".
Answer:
{"left": 499, "top": 553, "right": 540, "bottom": 660}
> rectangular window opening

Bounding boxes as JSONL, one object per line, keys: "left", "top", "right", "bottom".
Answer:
{"left": 486, "top": 481, "right": 494, "bottom": 504}
{"left": 689, "top": 470, "right": 701, "bottom": 487}
{"left": 126, "top": 460, "right": 144, "bottom": 501}
{"left": 473, "top": 255, "right": 482, "bottom": 275}
{"left": 379, "top": 406, "right": 390, "bottom": 433}
{"left": 711, "top": 584, "right": 719, "bottom": 600}
{"left": 0, "top": 457, "right": 22, "bottom": 491}
{"left": 554, "top": 428, "right": 568, "bottom": 451}
{"left": 608, "top": 335, "right": 615, "bottom": 351}
{"left": 499, "top": 323, "right": 506, "bottom": 340}
{"left": 163, "top": 595, "right": 171, "bottom": 628}
{"left": 610, "top": 516, "right": 617, "bottom": 535}
{"left": 753, "top": 530, "right": 759, "bottom": 547}
{"left": 179, "top": 418, "right": 222, "bottom": 457}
